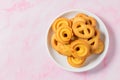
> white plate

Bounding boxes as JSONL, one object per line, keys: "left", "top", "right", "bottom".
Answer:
{"left": 46, "top": 10, "right": 109, "bottom": 72}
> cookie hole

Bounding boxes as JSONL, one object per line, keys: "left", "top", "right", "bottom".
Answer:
{"left": 88, "top": 37, "right": 92, "bottom": 40}
{"left": 59, "top": 23, "right": 63, "bottom": 27}
{"left": 54, "top": 40, "right": 58, "bottom": 45}
{"left": 87, "top": 28, "right": 90, "bottom": 33}
{"left": 76, "top": 47, "right": 80, "bottom": 51}
{"left": 79, "top": 30, "right": 84, "bottom": 34}
{"left": 64, "top": 33, "right": 67, "bottom": 37}
{"left": 85, "top": 21, "right": 89, "bottom": 25}
{"left": 95, "top": 31, "right": 97, "bottom": 36}
{"left": 77, "top": 25, "right": 81, "bottom": 28}
{"left": 88, "top": 20, "right": 92, "bottom": 24}
{"left": 91, "top": 42, "right": 95, "bottom": 45}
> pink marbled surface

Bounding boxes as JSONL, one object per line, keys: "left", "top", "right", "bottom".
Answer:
{"left": 0, "top": 0, "right": 119, "bottom": 80}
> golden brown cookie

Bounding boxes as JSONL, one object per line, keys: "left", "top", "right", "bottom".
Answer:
{"left": 51, "top": 34, "right": 59, "bottom": 50}
{"left": 52, "top": 17, "right": 71, "bottom": 32}
{"left": 57, "top": 43, "right": 72, "bottom": 56}
{"left": 51, "top": 34, "right": 72, "bottom": 56}
{"left": 93, "top": 39, "right": 104, "bottom": 54}
{"left": 67, "top": 56, "right": 86, "bottom": 68}
{"left": 56, "top": 26, "right": 73, "bottom": 44}
{"left": 75, "top": 13, "right": 97, "bottom": 27}
{"left": 72, "top": 22, "right": 95, "bottom": 38}
{"left": 86, "top": 16, "right": 97, "bottom": 27}
{"left": 73, "top": 17, "right": 86, "bottom": 24}
{"left": 71, "top": 39, "right": 90, "bottom": 58}
{"left": 51, "top": 34, "right": 63, "bottom": 55}
{"left": 75, "top": 13, "right": 88, "bottom": 19}
{"left": 85, "top": 28, "right": 100, "bottom": 50}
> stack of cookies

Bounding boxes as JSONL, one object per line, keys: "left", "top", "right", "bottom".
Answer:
{"left": 51, "top": 13, "right": 104, "bottom": 68}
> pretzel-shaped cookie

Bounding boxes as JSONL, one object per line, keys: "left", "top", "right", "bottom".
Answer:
{"left": 71, "top": 39, "right": 90, "bottom": 58}
{"left": 85, "top": 28, "right": 100, "bottom": 50}
{"left": 75, "top": 13, "right": 97, "bottom": 27}
{"left": 67, "top": 56, "right": 85, "bottom": 68}
{"left": 56, "top": 26, "right": 73, "bottom": 44}
{"left": 72, "top": 22, "right": 95, "bottom": 38}
{"left": 52, "top": 17, "right": 71, "bottom": 32}
{"left": 86, "top": 16, "right": 97, "bottom": 27}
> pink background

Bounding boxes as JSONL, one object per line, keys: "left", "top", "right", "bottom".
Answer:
{"left": 0, "top": 0, "right": 119, "bottom": 80}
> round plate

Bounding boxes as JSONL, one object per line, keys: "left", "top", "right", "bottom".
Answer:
{"left": 46, "top": 10, "right": 109, "bottom": 72}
